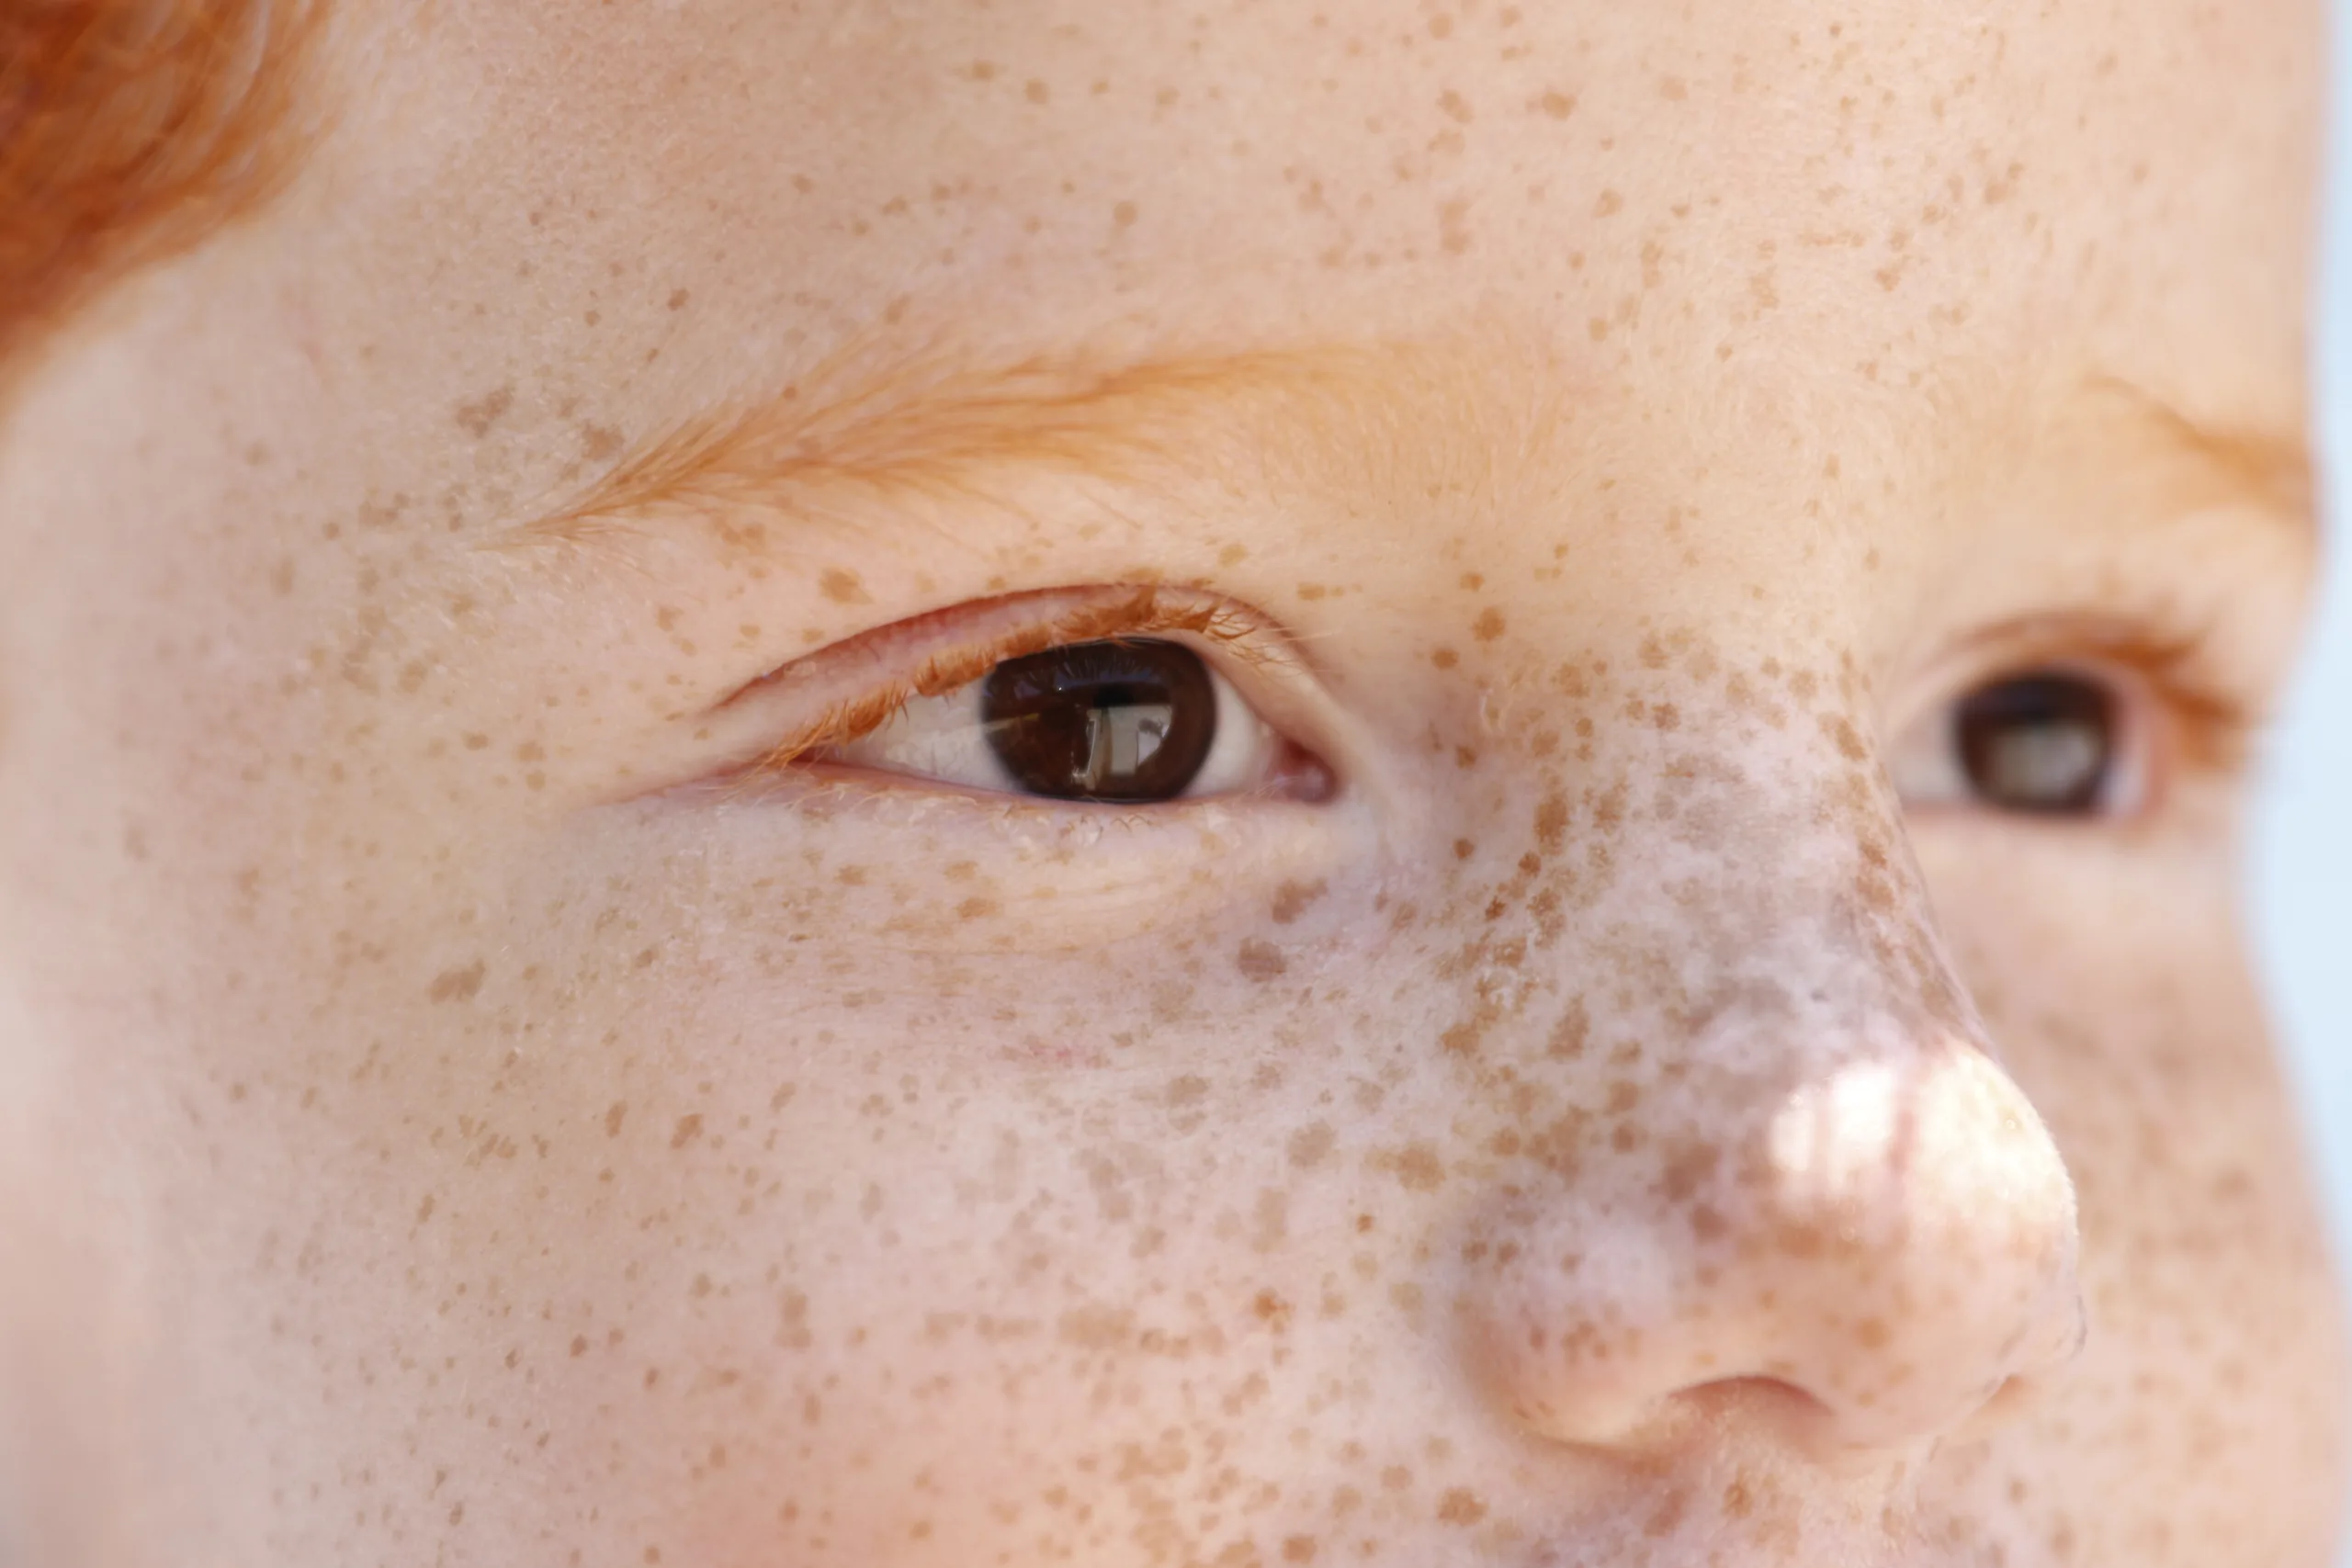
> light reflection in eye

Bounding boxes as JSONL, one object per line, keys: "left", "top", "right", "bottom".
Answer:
{"left": 822, "top": 637, "right": 1285, "bottom": 803}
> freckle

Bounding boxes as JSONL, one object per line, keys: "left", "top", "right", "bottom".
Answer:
{"left": 1386, "top": 1144, "right": 1444, "bottom": 1190}
{"left": 1547, "top": 1002, "right": 1589, "bottom": 1058}
{"left": 1297, "top": 582, "right": 1329, "bottom": 600}
{"left": 1439, "top": 198, "right": 1472, "bottom": 254}
{"left": 1652, "top": 702, "right": 1679, "bottom": 730}
{"left": 1593, "top": 189, "right": 1623, "bottom": 217}
{"left": 1024, "top": 78, "right": 1050, "bottom": 103}
{"left": 1382, "top": 1465, "right": 1413, "bottom": 1491}
{"left": 1437, "top": 1488, "right": 1487, "bottom": 1525}
{"left": 1534, "top": 792, "right": 1568, "bottom": 853}
{"left": 454, "top": 385, "right": 514, "bottom": 438}
{"left": 1113, "top": 199, "right": 1139, "bottom": 228}
{"left": 1238, "top": 939, "right": 1288, "bottom": 981}
{"left": 1289, "top": 1122, "right": 1335, "bottom": 1168}
{"left": 820, "top": 569, "right": 869, "bottom": 604}
{"left": 605, "top": 1102, "right": 628, "bottom": 1137}
{"left": 1437, "top": 89, "right": 1473, "bottom": 123}
{"left": 581, "top": 424, "right": 624, "bottom": 462}
{"left": 956, "top": 897, "right": 999, "bottom": 919}
{"left": 1430, "top": 648, "right": 1459, "bottom": 669}
{"left": 1540, "top": 88, "right": 1577, "bottom": 118}
{"left": 1283, "top": 1538, "right": 1319, "bottom": 1562}
{"left": 1471, "top": 607, "right": 1505, "bottom": 641}
{"left": 1453, "top": 838, "right": 1476, "bottom": 861}
{"left": 1271, "top": 878, "right": 1328, "bottom": 924}
{"left": 427, "top": 961, "right": 487, "bottom": 1004}
{"left": 670, "top": 1113, "right": 705, "bottom": 1150}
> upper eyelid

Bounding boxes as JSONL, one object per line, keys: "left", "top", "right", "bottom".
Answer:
{"left": 699, "top": 583, "right": 1325, "bottom": 781}
{"left": 1894, "top": 610, "right": 2251, "bottom": 735}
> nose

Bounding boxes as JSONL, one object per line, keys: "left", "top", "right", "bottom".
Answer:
{"left": 1453, "top": 761, "right": 2085, "bottom": 1458}
{"left": 1465, "top": 1029, "right": 2082, "bottom": 1454}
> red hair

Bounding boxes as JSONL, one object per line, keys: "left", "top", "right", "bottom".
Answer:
{"left": 0, "top": 0, "right": 317, "bottom": 375}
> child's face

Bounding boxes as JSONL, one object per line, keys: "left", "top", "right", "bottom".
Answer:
{"left": 2, "top": 0, "right": 2343, "bottom": 1562}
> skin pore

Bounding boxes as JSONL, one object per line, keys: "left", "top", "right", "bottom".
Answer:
{"left": 0, "top": 0, "right": 2344, "bottom": 1562}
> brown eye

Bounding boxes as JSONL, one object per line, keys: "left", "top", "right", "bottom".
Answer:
{"left": 1952, "top": 671, "right": 2119, "bottom": 815}
{"left": 980, "top": 639, "right": 1218, "bottom": 801}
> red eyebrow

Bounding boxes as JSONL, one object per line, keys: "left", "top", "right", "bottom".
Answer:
{"left": 500, "top": 329, "right": 1537, "bottom": 550}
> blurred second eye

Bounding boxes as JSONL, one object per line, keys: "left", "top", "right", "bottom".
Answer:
{"left": 820, "top": 638, "right": 1283, "bottom": 802}
{"left": 1893, "top": 667, "right": 2140, "bottom": 818}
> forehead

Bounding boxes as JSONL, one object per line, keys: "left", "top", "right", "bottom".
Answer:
{"left": 295, "top": 0, "right": 2321, "bottom": 432}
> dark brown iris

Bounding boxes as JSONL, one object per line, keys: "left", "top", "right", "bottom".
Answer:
{"left": 1955, "top": 671, "right": 2116, "bottom": 815}
{"left": 980, "top": 639, "right": 1218, "bottom": 801}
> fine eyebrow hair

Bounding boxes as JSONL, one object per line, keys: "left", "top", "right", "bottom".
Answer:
{"left": 2067, "top": 373, "right": 2314, "bottom": 525}
{"left": 506, "top": 334, "right": 1492, "bottom": 550}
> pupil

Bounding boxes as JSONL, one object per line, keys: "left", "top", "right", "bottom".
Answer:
{"left": 979, "top": 639, "right": 1218, "bottom": 802}
{"left": 1953, "top": 672, "right": 2116, "bottom": 815}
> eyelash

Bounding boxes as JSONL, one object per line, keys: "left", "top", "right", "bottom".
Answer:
{"left": 724, "top": 586, "right": 1282, "bottom": 787}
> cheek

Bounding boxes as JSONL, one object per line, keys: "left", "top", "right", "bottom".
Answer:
{"left": 1914, "top": 838, "right": 2350, "bottom": 1562}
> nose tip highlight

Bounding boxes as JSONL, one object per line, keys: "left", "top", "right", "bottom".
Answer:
{"left": 1467, "top": 1042, "right": 2084, "bottom": 1458}
{"left": 1744, "top": 1045, "right": 2085, "bottom": 1442}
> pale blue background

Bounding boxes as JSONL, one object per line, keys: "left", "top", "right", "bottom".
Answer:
{"left": 2256, "top": 22, "right": 2352, "bottom": 1255}
{"left": 2250, "top": 9, "right": 2352, "bottom": 1532}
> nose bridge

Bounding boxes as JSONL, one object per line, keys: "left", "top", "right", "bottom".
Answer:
{"left": 1447, "top": 649, "right": 2083, "bottom": 1458}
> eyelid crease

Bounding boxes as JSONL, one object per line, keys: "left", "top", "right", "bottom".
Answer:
{"left": 717, "top": 585, "right": 1272, "bottom": 794}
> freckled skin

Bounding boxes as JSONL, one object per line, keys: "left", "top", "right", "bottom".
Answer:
{"left": 0, "top": 1, "right": 2341, "bottom": 1566}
